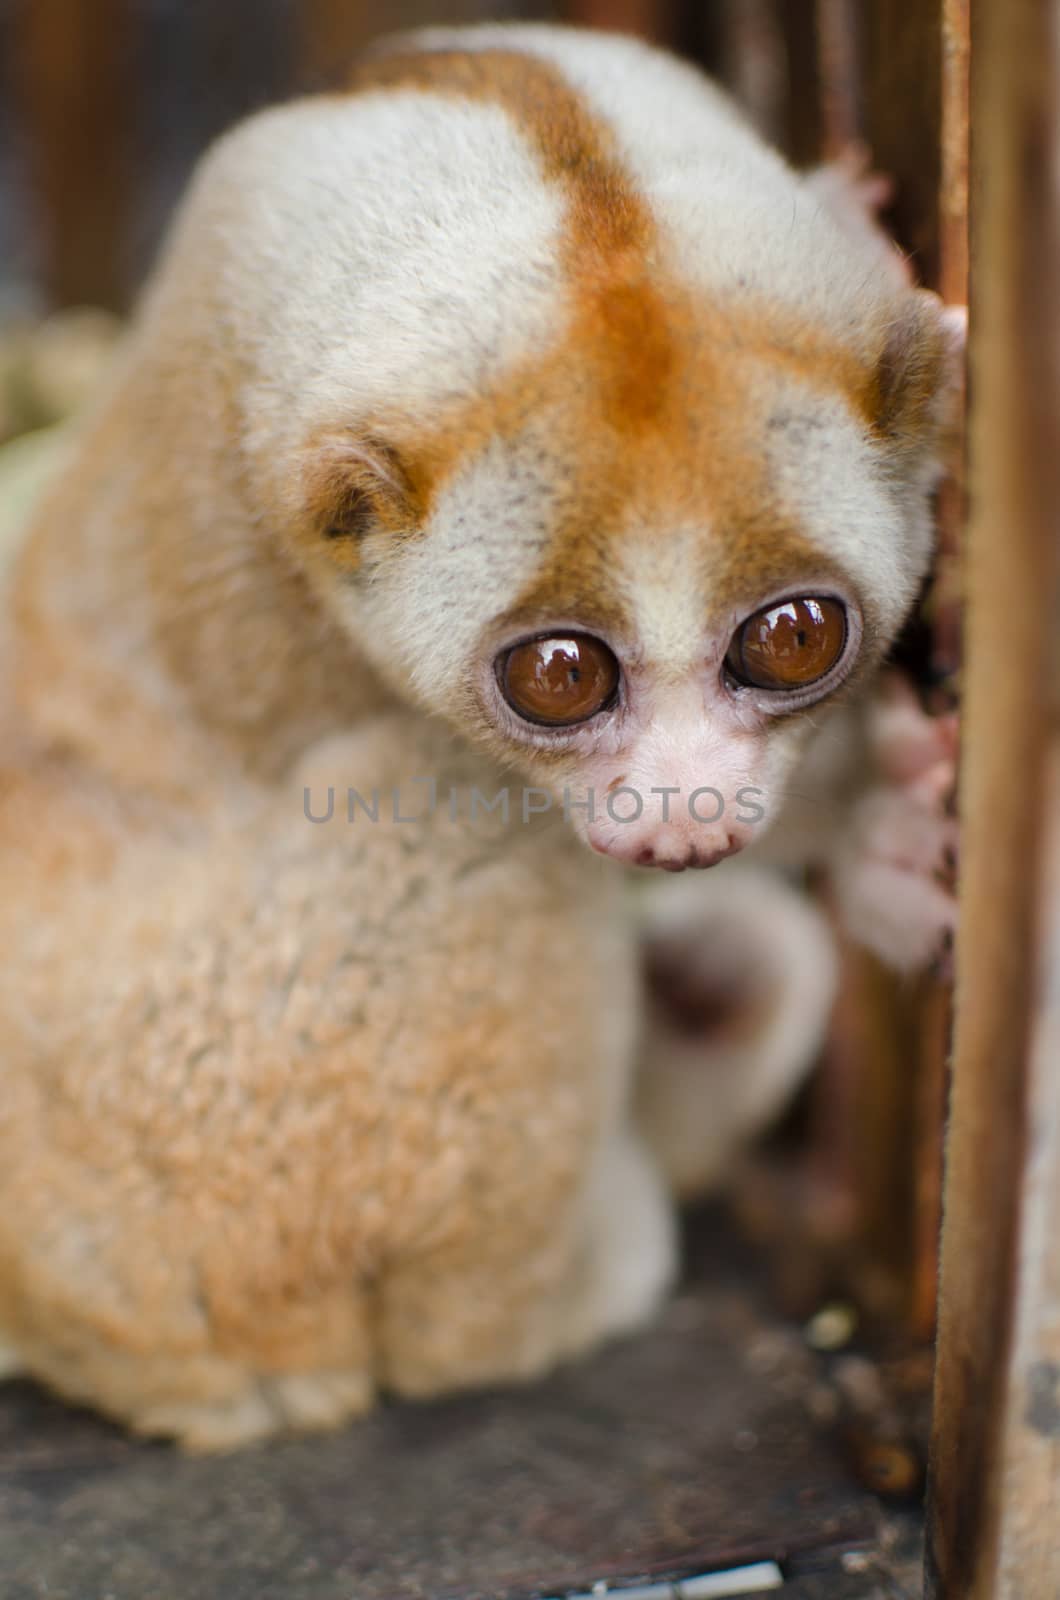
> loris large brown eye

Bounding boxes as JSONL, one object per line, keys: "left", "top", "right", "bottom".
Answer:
{"left": 499, "top": 635, "right": 619, "bottom": 726}
{"left": 726, "top": 597, "right": 847, "bottom": 691}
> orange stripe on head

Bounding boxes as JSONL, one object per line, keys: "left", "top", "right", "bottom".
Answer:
{"left": 348, "top": 47, "right": 678, "bottom": 447}
{"left": 346, "top": 42, "right": 898, "bottom": 449}
{"left": 321, "top": 41, "right": 936, "bottom": 639}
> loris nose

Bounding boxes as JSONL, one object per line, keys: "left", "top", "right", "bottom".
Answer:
{"left": 586, "top": 815, "right": 755, "bottom": 872}
{"left": 634, "top": 837, "right": 741, "bottom": 872}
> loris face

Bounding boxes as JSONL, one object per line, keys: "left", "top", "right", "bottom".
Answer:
{"left": 251, "top": 36, "right": 955, "bottom": 871}
{"left": 290, "top": 293, "right": 950, "bottom": 872}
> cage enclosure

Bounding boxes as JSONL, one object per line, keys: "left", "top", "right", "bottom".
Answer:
{"left": 0, "top": 4, "right": 1056, "bottom": 1599}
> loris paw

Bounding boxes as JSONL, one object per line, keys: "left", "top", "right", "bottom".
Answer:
{"left": 805, "top": 142, "right": 913, "bottom": 289}
{"left": 134, "top": 1370, "right": 374, "bottom": 1452}
{"left": 832, "top": 675, "right": 958, "bottom": 974}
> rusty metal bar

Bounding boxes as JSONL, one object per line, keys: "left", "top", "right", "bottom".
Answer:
{"left": 925, "top": 0, "right": 1060, "bottom": 1592}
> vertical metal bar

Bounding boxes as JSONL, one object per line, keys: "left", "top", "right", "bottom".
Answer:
{"left": 925, "top": 0, "right": 1060, "bottom": 1591}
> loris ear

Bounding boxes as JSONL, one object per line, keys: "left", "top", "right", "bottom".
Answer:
{"left": 290, "top": 434, "right": 420, "bottom": 578}
{"left": 876, "top": 291, "right": 967, "bottom": 458}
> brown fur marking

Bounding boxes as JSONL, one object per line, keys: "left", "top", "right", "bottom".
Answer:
{"left": 339, "top": 46, "right": 892, "bottom": 623}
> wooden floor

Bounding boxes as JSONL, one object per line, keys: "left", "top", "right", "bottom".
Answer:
{"left": 0, "top": 1213, "right": 924, "bottom": 1600}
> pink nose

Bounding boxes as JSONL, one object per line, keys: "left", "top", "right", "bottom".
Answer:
{"left": 588, "top": 824, "right": 747, "bottom": 872}
{"left": 633, "top": 836, "right": 741, "bottom": 872}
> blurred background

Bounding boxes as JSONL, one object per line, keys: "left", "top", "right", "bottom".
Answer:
{"left": 0, "top": 0, "right": 946, "bottom": 317}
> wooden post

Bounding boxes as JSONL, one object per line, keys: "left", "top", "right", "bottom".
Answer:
{"left": 8, "top": 0, "right": 135, "bottom": 311}
{"left": 562, "top": 0, "right": 677, "bottom": 42}
{"left": 925, "top": 0, "right": 1060, "bottom": 1593}
{"left": 815, "top": 0, "right": 861, "bottom": 157}
{"left": 792, "top": 1, "right": 959, "bottom": 1329}
{"left": 299, "top": 0, "right": 384, "bottom": 85}
{"left": 910, "top": 0, "right": 970, "bottom": 1341}
{"left": 716, "top": 1, "right": 787, "bottom": 144}
{"left": 779, "top": 0, "right": 823, "bottom": 167}
{"left": 861, "top": 0, "right": 944, "bottom": 283}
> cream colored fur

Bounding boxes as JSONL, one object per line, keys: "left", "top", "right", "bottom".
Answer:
{"left": 0, "top": 25, "right": 960, "bottom": 1446}
{"left": 0, "top": 714, "right": 673, "bottom": 1446}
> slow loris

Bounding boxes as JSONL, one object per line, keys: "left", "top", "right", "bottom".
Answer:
{"left": 0, "top": 25, "right": 960, "bottom": 1447}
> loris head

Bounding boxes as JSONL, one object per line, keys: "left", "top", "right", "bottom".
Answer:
{"left": 178, "top": 27, "right": 961, "bottom": 868}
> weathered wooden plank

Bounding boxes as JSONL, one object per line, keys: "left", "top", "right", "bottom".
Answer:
{"left": 925, "top": 0, "right": 1060, "bottom": 1593}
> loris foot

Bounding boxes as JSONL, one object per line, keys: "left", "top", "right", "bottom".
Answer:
{"left": 133, "top": 1370, "right": 375, "bottom": 1453}
{"left": 832, "top": 673, "right": 959, "bottom": 974}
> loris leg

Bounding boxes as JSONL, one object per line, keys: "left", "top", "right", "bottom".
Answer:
{"left": 635, "top": 866, "right": 838, "bottom": 1199}
{"left": 377, "top": 1128, "right": 674, "bottom": 1399}
{"left": 133, "top": 1368, "right": 375, "bottom": 1453}
{"left": 830, "top": 671, "right": 959, "bottom": 974}
{"left": 8, "top": 1296, "right": 378, "bottom": 1453}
